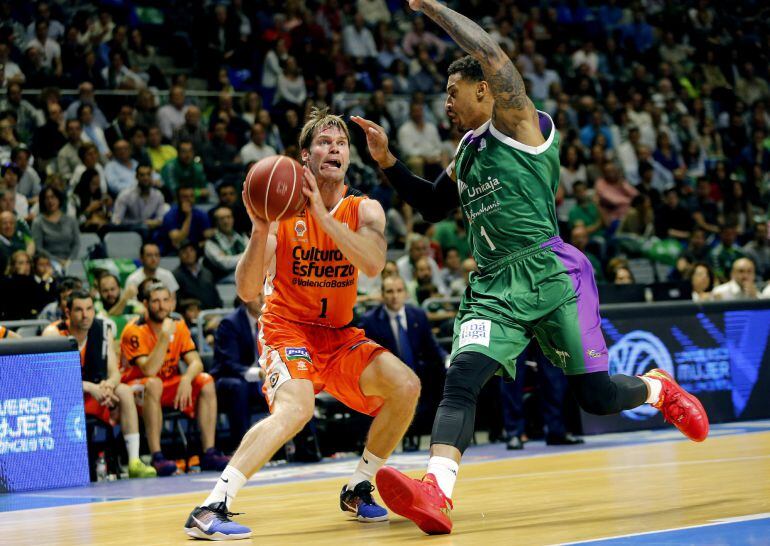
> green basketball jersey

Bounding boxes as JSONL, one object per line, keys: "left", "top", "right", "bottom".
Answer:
{"left": 452, "top": 112, "right": 560, "bottom": 269}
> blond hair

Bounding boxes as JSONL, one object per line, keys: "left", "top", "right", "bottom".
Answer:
{"left": 299, "top": 107, "right": 350, "bottom": 152}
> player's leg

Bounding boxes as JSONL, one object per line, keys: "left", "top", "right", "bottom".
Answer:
{"left": 184, "top": 378, "right": 316, "bottom": 540}
{"left": 130, "top": 376, "right": 177, "bottom": 475}
{"left": 538, "top": 241, "right": 709, "bottom": 441}
{"left": 188, "top": 374, "right": 230, "bottom": 472}
{"left": 114, "top": 383, "right": 156, "bottom": 478}
{"left": 376, "top": 318, "right": 528, "bottom": 535}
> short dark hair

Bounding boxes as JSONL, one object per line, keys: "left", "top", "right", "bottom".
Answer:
{"left": 447, "top": 55, "right": 484, "bottom": 82}
{"left": 142, "top": 281, "right": 169, "bottom": 302}
{"left": 96, "top": 272, "right": 120, "bottom": 287}
{"left": 66, "top": 289, "right": 92, "bottom": 311}
{"left": 77, "top": 142, "right": 98, "bottom": 161}
{"left": 140, "top": 242, "right": 159, "bottom": 257}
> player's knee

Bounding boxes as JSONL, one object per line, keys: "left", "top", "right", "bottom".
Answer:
{"left": 115, "top": 384, "right": 134, "bottom": 403}
{"left": 144, "top": 377, "right": 163, "bottom": 399}
{"left": 390, "top": 367, "right": 421, "bottom": 404}
{"left": 443, "top": 363, "right": 479, "bottom": 407}
{"left": 200, "top": 379, "right": 215, "bottom": 397}
{"left": 275, "top": 400, "right": 314, "bottom": 431}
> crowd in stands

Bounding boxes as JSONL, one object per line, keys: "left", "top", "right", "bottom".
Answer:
{"left": 1, "top": 0, "right": 770, "bottom": 476}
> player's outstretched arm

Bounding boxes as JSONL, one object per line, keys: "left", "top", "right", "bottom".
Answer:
{"left": 411, "top": 0, "right": 542, "bottom": 144}
{"left": 236, "top": 189, "right": 277, "bottom": 302}
{"left": 351, "top": 116, "right": 459, "bottom": 222}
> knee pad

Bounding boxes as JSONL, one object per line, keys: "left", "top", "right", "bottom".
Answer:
{"left": 431, "top": 352, "right": 499, "bottom": 454}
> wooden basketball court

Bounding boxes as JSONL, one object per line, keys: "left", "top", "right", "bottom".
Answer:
{"left": 2, "top": 424, "right": 769, "bottom": 545}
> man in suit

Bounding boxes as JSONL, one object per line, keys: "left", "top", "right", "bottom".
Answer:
{"left": 210, "top": 296, "right": 268, "bottom": 451}
{"left": 360, "top": 275, "right": 447, "bottom": 451}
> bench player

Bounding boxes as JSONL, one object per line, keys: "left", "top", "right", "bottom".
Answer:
{"left": 184, "top": 108, "right": 421, "bottom": 540}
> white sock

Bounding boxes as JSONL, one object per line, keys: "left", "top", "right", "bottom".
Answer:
{"left": 641, "top": 376, "right": 662, "bottom": 405}
{"left": 202, "top": 465, "right": 248, "bottom": 510}
{"left": 347, "top": 448, "right": 386, "bottom": 489}
{"left": 124, "top": 433, "right": 140, "bottom": 462}
{"left": 426, "top": 456, "right": 459, "bottom": 499}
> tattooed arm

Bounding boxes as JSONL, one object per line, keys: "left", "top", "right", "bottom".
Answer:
{"left": 411, "top": 0, "right": 544, "bottom": 146}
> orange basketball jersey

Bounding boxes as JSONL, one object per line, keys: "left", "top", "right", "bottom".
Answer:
{"left": 263, "top": 188, "right": 366, "bottom": 328}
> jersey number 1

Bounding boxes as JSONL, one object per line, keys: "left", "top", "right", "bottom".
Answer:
{"left": 479, "top": 226, "right": 497, "bottom": 250}
{"left": 319, "top": 297, "right": 328, "bottom": 318}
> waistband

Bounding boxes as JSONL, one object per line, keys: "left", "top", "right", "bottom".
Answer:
{"left": 480, "top": 236, "right": 562, "bottom": 273}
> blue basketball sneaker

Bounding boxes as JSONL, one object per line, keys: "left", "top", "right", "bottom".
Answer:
{"left": 184, "top": 502, "right": 252, "bottom": 540}
{"left": 339, "top": 480, "right": 389, "bottom": 522}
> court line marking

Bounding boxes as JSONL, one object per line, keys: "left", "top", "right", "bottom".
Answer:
{"left": 554, "top": 513, "right": 770, "bottom": 545}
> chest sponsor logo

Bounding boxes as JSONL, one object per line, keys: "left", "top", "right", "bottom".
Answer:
{"left": 285, "top": 347, "right": 312, "bottom": 363}
{"left": 458, "top": 319, "right": 491, "bottom": 348}
{"left": 290, "top": 245, "right": 356, "bottom": 288}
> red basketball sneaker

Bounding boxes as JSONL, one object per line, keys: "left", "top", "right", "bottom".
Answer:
{"left": 643, "top": 369, "right": 709, "bottom": 442}
{"left": 376, "top": 468, "right": 453, "bottom": 535}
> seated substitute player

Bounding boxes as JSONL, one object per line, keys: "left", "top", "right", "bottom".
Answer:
{"left": 184, "top": 108, "right": 421, "bottom": 540}
{"left": 120, "top": 282, "right": 229, "bottom": 476}
{"left": 0, "top": 325, "right": 20, "bottom": 338}
{"left": 352, "top": 0, "right": 709, "bottom": 535}
{"left": 42, "top": 290, "right": 156, "bottom": 478}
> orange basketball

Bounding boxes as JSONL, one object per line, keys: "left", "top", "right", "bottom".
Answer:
{"left": 243, "top": 155, "right": 307, "bottom": 222}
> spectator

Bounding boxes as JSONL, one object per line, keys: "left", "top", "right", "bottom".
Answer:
{"left": 567, "top": 181, "right": 603, "bottom": 236}
{"left": 690, "top": 178, "right": 721, "bottom": 235}
{"left": 209, "top": 180, "right": 251, "bottom": 236}
{"left": 77, "top": 103, "right": 109, "bottom": 158}
{"left": 173, "top": 240, "right": 222, "bottom": 310}
{"left": 65, "top": 82, "right": 109, "bottom": 129}
{"left": 594, "top": 161, "right": 638, "bottom": 226}
{"left": 31, "top": 186, "right": 79, "bottom": 271}
{"left": 617, "top": 126, "right": 642, "bottom": 184}
{"left": 735, "top": 62, "right": 769, "bottom": 105}
{"left": 0, "top": 42, "right": 24, "bottom": 86}
{"left": 580, "top": 109, "right": 613, "bottom": 150}
{"left": 42, "top": 290, "right": 156, "bottom": 478}
{"left": 360, "top": 275, "right": 446, "bottom": 451}
{"left": 239, "top": 123, "right": 276, "bottom": 165}
{"left": 397, "top": 233, "right": 447, "bottom": 294}
{"left": 172, "top": 106, "right": 207, "bottom": 152}
{"left": 0, "top": 210, "right": 32, "bottom": 271}
{"left": 204, "top": 206, "right": 247, "bottom": 281}
{"left": 690, "top": 263, "right": 716, "bottom": 302}
{"left": 69, "top": 142, "right": 107, "bottom": 194}
{"left": 611, "top": 266, "right": 635, "bottom": 285}
{"left": 32, "top": 253, "right": 55, "bottom": 301}
{"left": 125, "top": 243, "right": 179, "bottom": 296}
{"left": 743, "top": 222, "right": 770, "bottom": 281}
{"left": 273, "top": 57, "right": 307, "bottom": 109}
{"left": 201, "top": 120, "right": 241, "bottom": 182}
{"left": 12, "top": 145, "right": 40, "bottom": 205}
{"left": 211, "top": 296, "right": 269, "bottom": 450}
{"left": 527, "top": 55, "right": 560, "bottom": 103}
{"left": 95, "top": 273, "right": 143, "bottom": 322}
{"left": 147, "top": 125, "right": 177, "bottom": 173}
{"left": 160, "top": 140, "right": 208, "bottom": 199}
{"left": 104, "top": 139, "right": 138, "bottom": 195}
{"left": 557, "top": 145, "right": 587, "bottom": 220}
{"left": 397, "top": 102, "right": 443, "bottom": 178}
{"left": 240, "top": 92, "right": 263, "bottom": 127}
{"left": 431, "top": 208, "right": 470, "bottom": 260}
{"left": 56, "top": 119, "right": 84, "bottom": 181}
{"left": 654, "top": 188, "right": 694, "bottom": 242}
{"left": 712, "top": 258, "right": 759, "bottom": 301}
{"left": 105, "top": 104, "right": 137, "bottom": 148}
{"left": 72, "top": 168, "right": 111, "bottom": 231}
{"left": 402, "top": 16, "right": 446, "bottom": 60}
{"left": 102, "top": 50, "right": 145, "bottom": 90}
{"left": 0, "top": 250, "right": 45, "bottom": 319}
{"left": 38, "top": 277, "right": 82, "bottom": 322}
{"left": 120, "top": 283, "right": 228, "bottom": 475}
{"left": 257, "top": 110, "right": 284, "bottom": 154}
{"left": 260, "top": 39, "right": 288, "bottom": 98}
{"left": 26, "top": 20, "right": 62, "bottom": 79}
{"left": 1, "top": 162, "right": 27, "bottom": 219}
{"left": 158, "top": 186, "right": 212, "bottom": 255}
{"left": 342, "top": 13, "right": 378, "bottom": 65}
{"left": 0, "top": 82, "right": 43, "bottom": 141}
{"left": 157, "top": 85, "right": 189, "bottom": 140}
{"left": 571, "top": 41, "right": 598, "bottom": 76}
{"left": 32, "top": 101, "right": 66, "bottom": 164}
{"left": 112, "top": 164, "right": 166, "bottom": 233}
{"left": 571, "top": 225, "right": 603, "bottom": 282}
{"left": 358, "top": 0, "right": 391, "bottom": 25}
{"left": 710, "top": 223, "right": 744, "bottom": 280}
{"left": 439, "top": 247, "right": 463, "bottom": 295}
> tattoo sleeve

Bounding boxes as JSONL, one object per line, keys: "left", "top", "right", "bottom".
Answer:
{"left": 422, "top": 0, "right": 528, "bottom": 111}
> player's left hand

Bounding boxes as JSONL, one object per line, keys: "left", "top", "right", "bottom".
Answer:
{"left": 175, "top": 376, "right": 193, "bottom": 410}
{"left": 301, "top": 166, "right": 329, "bottom": 222}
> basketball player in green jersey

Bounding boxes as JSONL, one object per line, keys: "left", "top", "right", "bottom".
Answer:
{"left": 351, "top": 0, "right": 710, "bottom": 535}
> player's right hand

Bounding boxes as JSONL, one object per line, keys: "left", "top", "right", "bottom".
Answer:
{"left": 241, "top": 188, "right": 269, "bottom": 232}
{"left": 350, "top": 116, "right": 396, "bottom": 168}
{"left": 161, "top": 317, "right": 176, "bottom": 337}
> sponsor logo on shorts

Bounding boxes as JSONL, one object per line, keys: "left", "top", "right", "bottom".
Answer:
{"left": 296, "top": 361, "right": 307, "bottom": 371}
{"left": 269, "top": 372, "right": 280, "bottom": 388}
{"left": 459, "top": 319, "right": 491, "bottom": 348}
{"left": 554, "top": 349, "right": 571, "bottom": 365}
{"left": 285, "top": 347, "right": 312, "bottom": 362}
{"left": 586, "top": 349, "right": 604, "bottom": 358}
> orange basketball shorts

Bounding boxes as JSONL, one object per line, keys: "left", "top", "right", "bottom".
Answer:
{"left": 83, "top": 393, "right": 113, "bottom": 425}
{"left": 258, "top": 313, "right": 386, "bottom": 416}
{"left": 127, "top": 373, "right": 214, "bottom": 418}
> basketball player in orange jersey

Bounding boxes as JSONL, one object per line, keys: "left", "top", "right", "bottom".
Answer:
{"left": 184, "top": 108, "right": 421, "bottom": 540}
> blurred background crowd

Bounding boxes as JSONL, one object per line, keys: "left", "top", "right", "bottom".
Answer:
{"left": 0, "top": 0, "right": 769, "bottom": 475}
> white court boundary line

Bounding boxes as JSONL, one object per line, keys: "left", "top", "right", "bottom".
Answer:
{"left": 554, "top": 512, "right": 770, "bottom": 545}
